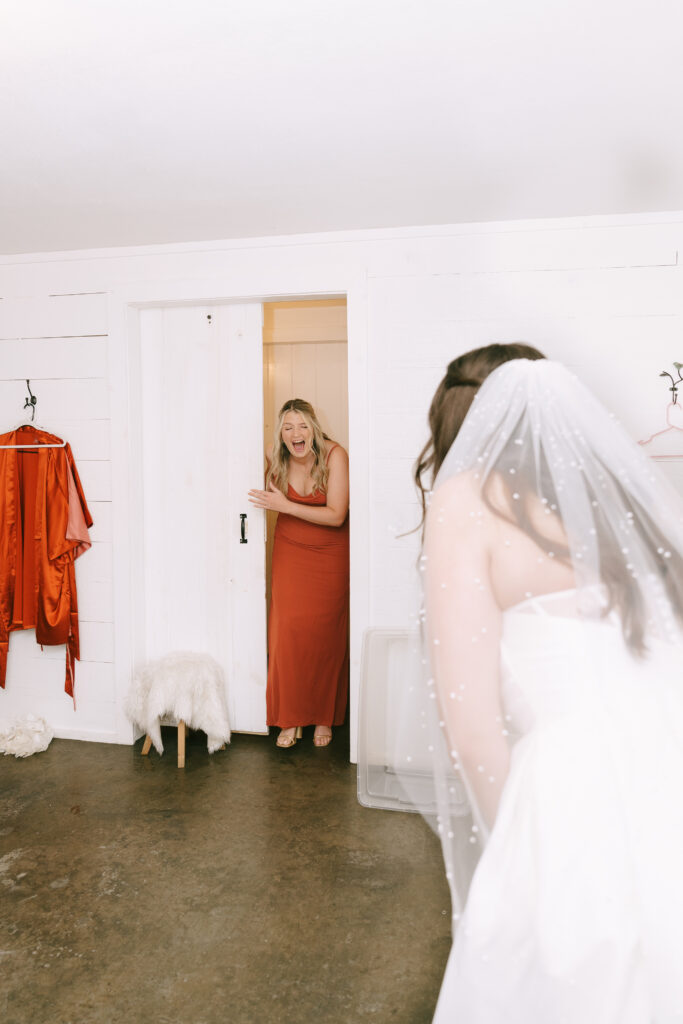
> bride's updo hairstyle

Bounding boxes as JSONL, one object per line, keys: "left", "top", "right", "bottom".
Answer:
{"left": 414, "top": 343, "right": 546, "bottom": 526}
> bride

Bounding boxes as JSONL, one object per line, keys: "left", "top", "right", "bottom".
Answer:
{"left": 411, "top": 344, "right": 683, "bottom": 1022}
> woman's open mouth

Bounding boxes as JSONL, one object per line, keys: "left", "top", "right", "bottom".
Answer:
{"left": 292, "top": 440, "right": 306, "bottom": 453}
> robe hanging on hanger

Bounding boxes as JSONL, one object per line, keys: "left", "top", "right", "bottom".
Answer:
{"left": 0, "top": 424, "right": 93, "bottom": 701}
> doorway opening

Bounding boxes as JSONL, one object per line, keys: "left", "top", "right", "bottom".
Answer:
{"left": 261, "top": 298, "right": 350, "bottom": 744}
{"left": 262, "top": 298, "right": 349, "bottom": 613}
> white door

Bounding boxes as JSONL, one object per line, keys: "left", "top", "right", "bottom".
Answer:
{"left": 138, "top": 303, "right": 267, "bottom": 733}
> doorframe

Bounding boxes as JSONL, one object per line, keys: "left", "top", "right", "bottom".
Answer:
{"left": 107, "top": 271, "right": 369, "bottom": 761}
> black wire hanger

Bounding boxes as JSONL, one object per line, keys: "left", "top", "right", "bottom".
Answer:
{"left": 0, "top": 380, "right": 66, "bottom": 449}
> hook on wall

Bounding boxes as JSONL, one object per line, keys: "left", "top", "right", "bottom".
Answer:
{"left": 23, "top": 379, "right": 37, "bottom": 422}
{"left": 659, "top": 362, "right": 683, "bottom": 405}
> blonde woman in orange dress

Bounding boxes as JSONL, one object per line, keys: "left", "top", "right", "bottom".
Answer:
{"left": 248, "top": 399, "right": 349, "bottom": 748}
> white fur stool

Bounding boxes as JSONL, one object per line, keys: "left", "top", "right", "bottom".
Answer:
{"left": 125, "top": 651, "right": 231, "bottom": 768}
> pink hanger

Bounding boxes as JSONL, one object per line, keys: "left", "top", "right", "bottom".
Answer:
{"left": 638, "top": 365, "right": 683, "bottom": 460}
{"left": 638, "top": 403, "right": 683, "bottom": 448}
{"left": 639, "top": 403, "right": 683, "bottom": 462}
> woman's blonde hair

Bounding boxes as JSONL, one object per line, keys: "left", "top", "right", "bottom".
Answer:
{"left": 266, "top": 399, "right": 331, "bottom": 495}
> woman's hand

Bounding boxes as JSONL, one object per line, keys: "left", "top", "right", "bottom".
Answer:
{"left": 248, "top": 482, "right": 290, "bottom": 514}
{"left": 248, "top": 445, "right": 349, "bottom": 528}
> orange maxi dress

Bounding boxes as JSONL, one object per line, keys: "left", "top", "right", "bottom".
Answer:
{"left": 266, "top": 468, "right": 349, "bottom": 729}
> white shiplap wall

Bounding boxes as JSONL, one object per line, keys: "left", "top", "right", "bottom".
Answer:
{"left": 1, "top": 212, "right": 682, "bottom": 755}
{"left": 0, "top": 293, "right": 115, "bottom": 740}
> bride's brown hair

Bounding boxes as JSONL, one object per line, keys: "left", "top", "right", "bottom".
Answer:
{"left": 414, "top": 343, "right": 546, "bottom": 526}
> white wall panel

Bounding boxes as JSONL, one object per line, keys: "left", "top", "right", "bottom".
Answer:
{"left": 0, "top": 417, "right": 109, "bottom": 461}
{"left": 51, "top": 420, "right": 110, "bottom": 460}
{"left": 73, "top": 661, "right": 117, "bottom": 701}
{"left": 371, "top": 266, "right": 683, "bottom": 322}
{"left": 372, "top": 413, "right": 428, "bottom": 459}
{"left": 430, "top": 315, "right": 683, "bottom": 366}
{"left": 79, "top": 622, "right": 115, "bottom": 663}
{"left": 2, "top": 692, "right": 117, "bottom": 741}
{"left": 366, "top": 225, "right": 679, "bottom": 278}
{"left": 0, "top": 336, "right": 107, "bottom": 378}
{"left": 372, "top": 548, "right": 421, "bottom": 590}
{"left": 61, "top": 697, "right": 117, "bottom": 733}
{"left": 4, "top": 647, "right": 115, "bottom": 700}
{"left": 0, "top": 378, "right": 109, "bottom": 421}
{"left": 35, "top": 695, "right": 117, "bottom": 740}
{"left": 373, "top": 365, "right": 443, "bottom": 414}
{"left": 372, "top": 501, "right": 422, "bottom": 544}
{"left": 376, "top": 316, "right": 582, "bottom": 367}
{"left": 374, "top": 321, "right": 441, "bottom": 364}
{"left": 372, "top": 458, "right": 419, "bottom": 504}
{"left": 78, "top": 579, "right": 114, "bottom": 623}
{"left": 371, "top": 585, "right": 419, "bottom": 627}
{"left": 6, "top": 651, "right": 58, "bottom": 683}
{"left": 87, "top": 501, "right": 113, "bottom": 542}
{"left": 10, "top": 633, "right": 64, "bottom": 660}
{"left": 75, "top": 541, "right": 113, "bottom": 584}
{"left": 0, "top": 293, "right": 107, "bottom": 339}
{"left": 76, "top": 461, "right": 112, "bottom": 501}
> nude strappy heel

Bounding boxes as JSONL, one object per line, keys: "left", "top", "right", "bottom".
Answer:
{"left": 276, "top": 726, "right": 303, "bottom": 748}
{"left": 313, "top": 726, "right": 332, "bottom": 747}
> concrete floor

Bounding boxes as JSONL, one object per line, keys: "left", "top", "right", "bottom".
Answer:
{"left": 1, "top": 725, "right": 451, "bottom": 1024}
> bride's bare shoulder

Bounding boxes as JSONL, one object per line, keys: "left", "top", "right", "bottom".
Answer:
{"left": 429, "top": 470, "right": 489, "bottom": 528}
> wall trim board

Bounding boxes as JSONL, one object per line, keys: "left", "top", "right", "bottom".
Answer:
{"left": 3, "top": 210, "right": 683, "bottom": 268}
{"left": 345, "top": 273, "right": 370, "bottom": 763}
{"left": 106, "top": 296, "right": 138, "bottom": 744}
{"left": 53, "top": 727, "right": 121, "bottom": 744}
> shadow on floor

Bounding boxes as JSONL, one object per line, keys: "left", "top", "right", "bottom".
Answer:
{"left": 1, "top": 724, "right": 451, "bottom": 1024}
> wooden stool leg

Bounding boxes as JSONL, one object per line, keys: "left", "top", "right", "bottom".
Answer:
{"left": 141, "top": 735, "right": 153, "bottom": 756}
{"left": 177, "top": 720, "right": 186, "bottom": 768}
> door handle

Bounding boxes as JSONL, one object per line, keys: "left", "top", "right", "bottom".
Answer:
{"left": 240, "top": 513, "right": 248, "bottom": 543}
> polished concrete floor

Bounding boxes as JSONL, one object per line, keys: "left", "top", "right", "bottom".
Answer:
{"left": 1, "top": 725, "right": 451, "bottom": 1024}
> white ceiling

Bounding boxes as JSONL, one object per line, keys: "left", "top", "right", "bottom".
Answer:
{"left": 2, "top": 0, "right": 683, "bottom": 255}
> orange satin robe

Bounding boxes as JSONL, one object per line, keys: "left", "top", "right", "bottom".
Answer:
{"left": 0, "top": 425, "right": 93, "bottom": 699}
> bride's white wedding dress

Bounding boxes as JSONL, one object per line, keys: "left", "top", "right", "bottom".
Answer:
{"left": 433, "top": 589, "right": 683, "bottom": 1024}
